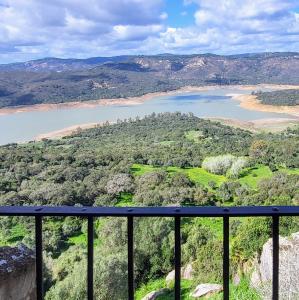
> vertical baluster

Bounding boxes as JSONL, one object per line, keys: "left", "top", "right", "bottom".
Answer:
{"left": 35, "top": 216, "right": 43, "bottom": 300}
{"left": 87, "top": 216, "right": 94, "bottom": 300}
{"left": 223, "top": 216, "right": 229, "bottom": 300}
{"left": 128, "top": 216, "right": 134, "bottom": 300}
{"left": 272, "top": 215, "right": 279, "bottom": 300}
{"left": 175, "top": 216, "right": 181, "bottom": 300}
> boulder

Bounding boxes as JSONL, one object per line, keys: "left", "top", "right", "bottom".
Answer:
{"left": 166, "top": 263, "right": 194, "bottom": 285}
{"left": 251, "top": 232, "right": 299, "bottom": 299}
{"left": 141, "top": 288, "right": 169, "bottom": 300}
{"left": 190, "top": 283, "right": 223, "bottom": 298}
{"left": 0, "top": 244, "right": 36, "bottom": 300}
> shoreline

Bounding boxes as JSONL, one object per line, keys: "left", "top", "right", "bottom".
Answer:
{"left": 206, "top": 117, "right": 299, "bottom": 133}
{"left": 34, "top": 123, "right": 100, "bottom": 140}
{"left": 230, "top": 93, "right": 299, "bottom": 118}
{"left": 2, "top": 83, "right": 298, "bottom": 142}
{"left": 1, "top": 83, "right": 299, "bottom": 116}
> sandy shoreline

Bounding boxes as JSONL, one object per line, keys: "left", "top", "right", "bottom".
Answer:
{"left": 1, "top": 83, "right": 299, "bottom": 116}
{"left": 230, "top": 93, "right": 299, "bottom": 118}
{"left": 0, "top": 87, "right": 203, "bottom": 116}
{"left": 35, "top": 123, "right": 101, "bottom": 140}
{"left": 206, "top": 117, "right": 299, "bottom": 133}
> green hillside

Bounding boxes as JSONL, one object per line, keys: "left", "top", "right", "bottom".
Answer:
{"left": 0, "top": 113, "right": 298, "bottom": 299}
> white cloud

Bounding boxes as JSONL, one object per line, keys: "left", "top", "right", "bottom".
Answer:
{"left": 0, "top": 0, "right": 165, "bottom": 62}
{"left": 0, "top": 0, "right": 299, "bottom": 63}
{"left": 113, "top": 24, "right": 164, "bottom": 41}
{"left": 157, "top": 0, "right": 299, "bottom": 54}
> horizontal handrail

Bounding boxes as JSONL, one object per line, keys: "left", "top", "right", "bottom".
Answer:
{"left": 0, "top": 205, "right": 299, "bottom": 216}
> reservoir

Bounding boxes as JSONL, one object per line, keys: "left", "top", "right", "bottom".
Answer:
{"left": 0, "top": 87, "right": 294, "bottom": 145}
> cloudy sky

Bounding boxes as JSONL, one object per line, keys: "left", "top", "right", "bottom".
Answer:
{"left": 0, "top": 0, "right": 299, "bottom": 63}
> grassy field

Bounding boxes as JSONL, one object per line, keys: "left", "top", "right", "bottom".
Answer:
{"left": 131, "top": 164, "right": 159, "bottom": 176}
{"left": 238, "top": 165, "right": 273, "bottom": 188}
{"left": 239, "top": 166, "right": 299, "bottom": 188}
{"left": 131, "top": 163, "right": 299, "bottom": 190}
{"left": 181, "top": 167, "right": 226, "bottom": 187}
{"left": 131, "top": 164, "right": 226, "bottom": 188}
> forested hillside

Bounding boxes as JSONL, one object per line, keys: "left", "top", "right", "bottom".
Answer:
{"left": 1, "top": 52, "right": 299, "bottom": 108}
{"left": 255, "top": 89, "right": 299, "bottom": 106}
{"left": 0, "top": 113, "right": 298, "bottom": 299}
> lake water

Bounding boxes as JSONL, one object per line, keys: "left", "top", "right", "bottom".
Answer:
{"left": 0, "top": 88, "right": 293, "bottom": 145}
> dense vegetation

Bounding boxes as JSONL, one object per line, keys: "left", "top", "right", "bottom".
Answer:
{"left": 254, "top": 89, "right": 299, "bottom": 106}
{"left": 1, "top": 52, "right": 299, "bottom": 108}
{"left": 0, "top": 113, "right": 298, "bottom": 299}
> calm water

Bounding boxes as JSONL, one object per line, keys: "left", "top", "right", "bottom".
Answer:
{"left": 0, "top": 88, "right": 293, "bottom": 145}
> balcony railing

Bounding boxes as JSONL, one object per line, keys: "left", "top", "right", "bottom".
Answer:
{"left": 1, "top": 205, "right": 299, "bottom": 300}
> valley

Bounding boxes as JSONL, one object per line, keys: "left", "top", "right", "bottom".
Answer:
{"left": 0, "top": 113, "right": 298, "bottom": 299}
{"left": 1, "top": 0, "right": 299, "bottom": 297}
{"left": 0, "top": 53, "right": 299, "bottom": 299}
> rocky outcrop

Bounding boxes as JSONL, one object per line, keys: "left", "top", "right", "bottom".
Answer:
{"left": 141, "top": 288, "right": 169, "bottom": 300}
{"left": 251, "top": 232, "right": 299, "bottom": 299}
{"left": 0, "top": 244, "right": 36, "bottom": 300}
{"left": 190, "top": 283, "right": 223, "bottom": 298}
{"left": 166, "top": 263, "right": 194, "bottom": 285}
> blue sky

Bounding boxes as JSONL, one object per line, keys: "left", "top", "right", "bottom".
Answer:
{"left": 165, "top": 0, "right": 197, "bottom": 27}
{"left": 0, "top": 0, "right": 299, "bottom": 63}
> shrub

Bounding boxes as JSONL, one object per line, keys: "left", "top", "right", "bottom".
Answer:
{"left": 202, "top": 155, "right": 248, "bottom": 178}
{"left": 227, "top": 157, "right": 248, "bottom": 179}
{"left": 202, "top": 154, "right": 235, "bottom": 175}
{"left": 106, "top": 173, "right": 134, "bottom": 195}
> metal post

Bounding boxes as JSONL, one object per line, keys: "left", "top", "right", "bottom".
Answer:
{"left": 272, "top": 216, "right": 279, "bottom": 300}
{"left": 175, "top": 216, "right": 181, "bottom": 300}
{"left": 35, "top": 216, "right": 43, "bottom": 300}
{"left": 128, "top": 216, "right": 134, "bottom": 300}
{"left": 87, "top": 216, "right": 94, "bottom": 300}
{"left": 223, "top": 216, "right": 229, "bottom": 300}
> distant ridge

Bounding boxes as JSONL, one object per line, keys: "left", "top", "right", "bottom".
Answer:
{"left": 0, "top": 52, "right": 299, "bottom": 108}
{"left": 1, "top": 52, "right": 298, "bottom": 72}
{"left": 0, "top": 55, "right": 131, "bottom": 72}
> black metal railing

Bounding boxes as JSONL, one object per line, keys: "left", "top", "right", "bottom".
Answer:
{"left": 1, "top": 205, "right": 299, "bottom": 300}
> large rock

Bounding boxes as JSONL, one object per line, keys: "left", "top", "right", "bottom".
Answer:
{"left": 190, "top": 283, "right": 223, "bottom": 298}
{"left": 141, "top": 288, "right": 169, "bottom": 300}
{"left": 251, "top": 232, "right": 299, "bottom": 299}
{"left": 166, "top": 263, "right": 194, "bottom": 285}
{"left": 0, "top": 244, "right": 36, "bottom": 300}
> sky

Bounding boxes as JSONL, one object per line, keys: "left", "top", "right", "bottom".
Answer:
{"left": 0, "top": 0, "right": 299, "bottom": 63}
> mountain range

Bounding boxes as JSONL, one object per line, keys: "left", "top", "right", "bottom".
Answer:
{"left": 0, "top": 52, "right": 299, "bottom": 108}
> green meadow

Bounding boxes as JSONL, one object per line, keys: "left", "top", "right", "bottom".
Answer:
{"left": 131, "top": 163, "right": 298, "bottom": 190}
